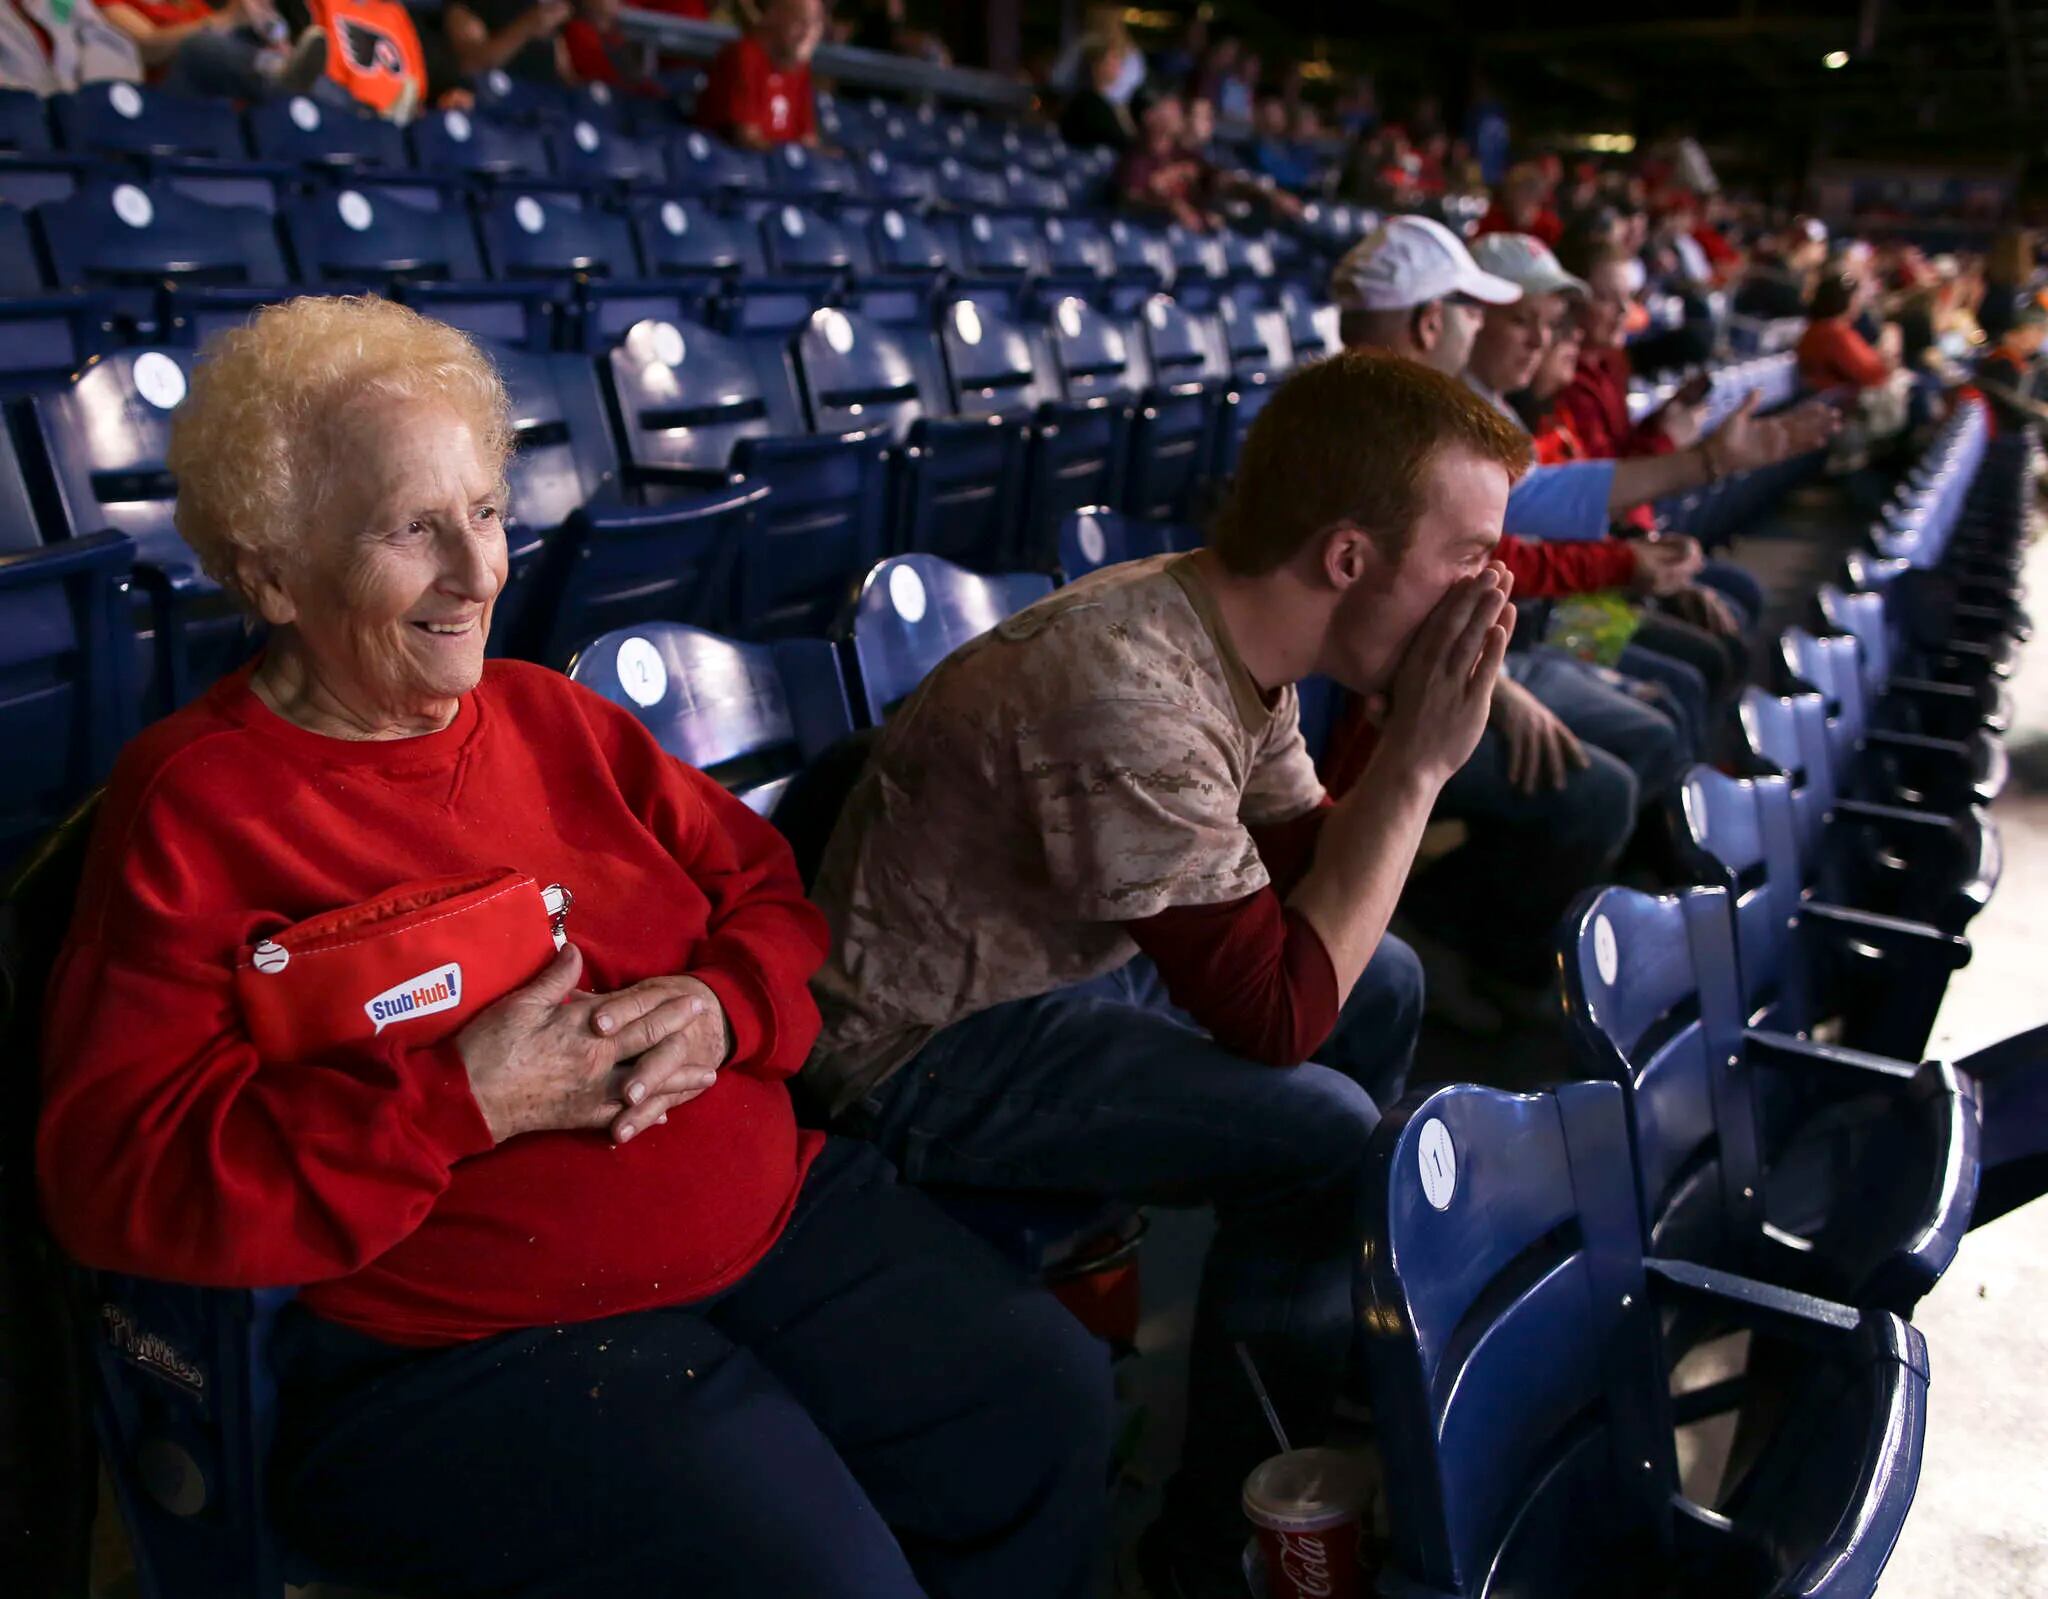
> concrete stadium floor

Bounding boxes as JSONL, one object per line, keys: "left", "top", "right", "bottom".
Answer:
{"left": 1874, "top": 528, "right": 2048, "bottom": 1598}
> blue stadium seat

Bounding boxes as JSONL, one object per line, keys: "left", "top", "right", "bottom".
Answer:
{"left": 35, "top": 180, "right": 286, "bottom": 342}
{"left": 854, "top": 148, "right": 933, "bottom": 206}
{"left": 1678, "top": 755, "right": 1976, "bottom": 1063}
{"left": 794, "top": 305, "right": 1029, "bottom": 569}
{"left": 931, "top": 155, "right": 1006, "bottom": 211}
{"left": 998, "top": 162, "right": 1066, "bottom": 214}
{"left": 548, "top": 119, "right": 668, "bottom": 191}
{"left": 941, "top": 293, "right": 1126, "bottom": 563}
{"left": 1162, "top": 227, "right": 1226, "bottom": 310}
{"left": 0, "top": 443, "right": 133, "bottom": 866}
{"left": 484, "top": 338, "right": 765, "bottom": 662}
{"left": 29, "top": 347, "right": 256, "bottom": 714}
{"left": 51, "top": 80, "right": 245, "bottom": 164}
{"left": 624, "top": 194, "right": 762, "bottom": 324}
{"left": 1781, "top": 624, "right": 2005, "bottom": 811}
{"left": 0, "top": 86, "right": 51, "bottom": 153}
{"left": 1818, "top": 582, "right": 2008, "bottom": 736}
{"left": 277, "top": 185, "right": 553, "bottom": 351}
{"left": 471, "top": 65, "right": 574, "bottom": 126}
{"left": 953, "top": 210, "right": 1039, "bottom": 289}
{"left": 0, "top": 200, "right": 111, "bottom": 384}
{"left": 1053, "top": 506, "right": 1174, "bottom": 583}
{"left": 1121, "top": 295, "right": 1229, "bottom": 522}
{"left": 1211, "top": 288, "right": 1293, "bottom": 475}
{"left": 565, "top": 623, "right": 855, "bottom": 817}
{"left": 1036, "top": 215, "right": 1112, "bottom": 300}
{"left": 473, "top": 190, "right": 677, "bottom": 349}
{"left": 407, "top": 107, "right": 551, "bottom": 183}
{"left": 245, "top": 94, "right": 406, "bottom": 171}
{"left": 1365, "top": 1079, "right": 1928, "bottom": 1599}
{"left": 760, "top": 139, "right": 857, "bottom": 201}
{"left": 601, "top": 317, "right": 889, "bottom": 637}
{"left": 1103, "top": 218, "right": 1171, "bottom": 310}
{"left": 1277, "top": 282, "right": 1338, "bottom": 361}
{"left": 758, "top": 201, "right": 866, "bottom": 282}
{"left": 840, "top": 552, "right": 1052, "bottom": 725}
{"left": 664, "top": 127, "right": 766, "bottom": 198}
{"left": 1561, "top": 881, "right": 1976, "bottom": 1315}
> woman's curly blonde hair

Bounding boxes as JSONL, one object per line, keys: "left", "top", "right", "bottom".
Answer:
{"left": 167, "top": 296, "right": 516, "bottom": 605}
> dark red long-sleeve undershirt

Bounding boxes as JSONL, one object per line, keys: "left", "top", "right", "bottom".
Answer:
{"left": 1122, "top": 802, "right": 1341, "bottom": 1067}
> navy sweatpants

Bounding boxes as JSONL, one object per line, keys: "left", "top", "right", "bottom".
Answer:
{"left": 270, "top": 1138, "right": 1112, "bottom": 1599}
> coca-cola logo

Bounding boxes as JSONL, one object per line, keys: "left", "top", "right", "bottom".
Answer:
{"left": 1276, "top": 1529, "right": 1338, "bottom": 1597}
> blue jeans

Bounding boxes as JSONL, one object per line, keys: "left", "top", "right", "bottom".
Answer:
{"left": 855, "top": 939, "right": 1425, "bottom": 1560}
{"left": 1415, "top": 647, "right": 1680, "bottom": 979}
{"left": 271, "top": 1139, "right": 1111, "bottom": 1599}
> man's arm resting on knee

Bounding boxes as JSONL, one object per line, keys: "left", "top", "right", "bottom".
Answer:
{"left": 1126, "top": 891, "right": 1340, "bottom": 1067}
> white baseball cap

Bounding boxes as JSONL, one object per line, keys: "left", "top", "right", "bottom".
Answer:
{"left": 1468, "top": 232, "right": 1588, "bottom": 298}
{"left": 1329, "top": 214, "right": 1522, "bottom": 313}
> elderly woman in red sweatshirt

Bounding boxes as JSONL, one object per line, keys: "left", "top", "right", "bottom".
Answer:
{"left": 36, "top": 296, "right": 1106, "bottom": 1599}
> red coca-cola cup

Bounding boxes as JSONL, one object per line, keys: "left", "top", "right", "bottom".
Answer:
{"left": 1242, "top": 1447, "right": 1376, "bottom": 1599}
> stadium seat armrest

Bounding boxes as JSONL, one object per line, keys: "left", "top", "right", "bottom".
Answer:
{"left": 1644, "top": 1256, "right": 1864, "bottom": 1350}
{"left": 579, "top": 480, "right": 771, "bottom": 533}
{"left": 0, "top": 529, "right": 133, "bottom": 588}
{"left": 1885, "top": 674, "right": 1985, "bottom": 705}
{"left": 1798, "top": 899, "right": 1973, "bottom": 968}
{"left": 1741, "top": 1027, "right": 1924, "bottom": 1083}
{"left": 767, "top": 638, "right": 856, "bottom": 761}
{"left": 1862, "top": 727, "right": 1975, "bottom": 760}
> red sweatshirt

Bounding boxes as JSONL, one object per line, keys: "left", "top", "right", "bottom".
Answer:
{"left": 1555, "top": 347, "right": 1675, "bottom": 461}
{"left": 38, "top": 661, "right": 828, "bottom": 1347}
{"left": 1797, "top": 318, "right": 1892, "bottom": 391}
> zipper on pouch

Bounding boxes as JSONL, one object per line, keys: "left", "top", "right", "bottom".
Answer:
{"left": 542, "top": 884, "right": 574, "bottom": 949}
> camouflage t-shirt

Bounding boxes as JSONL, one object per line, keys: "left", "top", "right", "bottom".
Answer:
{"left": 802, "top": 553, "right": 1327, "bottom": 1115}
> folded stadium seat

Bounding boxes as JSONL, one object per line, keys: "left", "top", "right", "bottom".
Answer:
{"left": 473, "top": 189, "right": 691, "bottom": 352}
{"left": 839, "top": 551, "right": 1051, "bottom": 723}
{"left": 945, "top": 210, "right": 1038, "bottom": 310}
{"left": 1733, "top": 681, "right": 1998, "bottom": 946}
{"left": 944, "top": 111, "right": 1016, "bottom": 171}
{"left": 1033, "top": 215, "right": 1112, "bottom": 305}
{"left": 939, "top": 292, "right": 1131, "bottom": 563}
{"left": 1208, "top": 290, "right": 1294, "bottom": 478}
{"left": 1120, "top": 294, "right": 1231, "bottom": 523}
{"left": 1052, "top": 505, "right": 1174, "bottom": 584}
{"left": 930, "top": 155, "right": 1007, "bottom": 213}
{"left": 273, "top": 184, "right": 558, "bottom": 350}
{"left": 1819, "top": 582, "right": 2008, "bottom": 737}
{"left": 245, "top": 93, "right": 408, "bottom": 172}
{"left": 663, "top": 127, "right": 767, "bottom": 200}
{"left": 601, "top": 317, "right": 891, "bottom": 637}
{"left": 28, "top": 347, "right": 260, "bottom": 715}
{"left": 407, "top": 106, "right": 553, "bottom": 186}
{"left": 1035, "top": 291, "right": 1137, "bottom": 412}
{"left": 0, "top": 86, "right": 91, "bottom": 210}
{"left": 0, "top": 201, "right": 113, "bottom": 386}
{"left": 1365, "top": 1078, "right": 1928, "bottom": 1599}
{"left": 997, "top": 162, "right": 1066, "bottom": 216}
{"left": 470, "top": 65, "right": 575, "bottom": 127}
{"left": 35, "top": 179, "right": 286, "bottom": 343}
{"left": 1102, "top": 217, "right": 1172, "bottom": 314}
{"left": 623, "top": 193, "right": 763, "bottom": 327}
{"left": 547, "top": 119, "right": 669, "bottom": 194}
{"left": 52, "top": 81, "right": 291, "bottom": 213}
{"left": 795, "top": 304, "right": 1029, "bottom": 570}
{"left": 481, "top": 337, "right": 767, "bottom": 662}
{"left": 1679, "top": 755, "right": 1980, "bottom": 1065}
{"left": 877, "top": 107, "right": 948, "bottom": 164}
{"left": 0, "top": 447, "right": 134, "bottom": 867}
{"left": 854, "top": 148, "right": 934, "bottom": 206}
{"left": 1276, "top": 281, "right": 1339, "bottom": 362}
{"left": 758, "top": 200, "right": 868, "bottom": 288}
{"left": 566, "top": 623, "right": 855, "bottom": 818}
{"left": 857, "top": 205, "right": 949, "bottom": 323}
{"left": 1563, "top": 880, "right": 1977, "bottom": 1318}
{"left": 1780, "top": 624, "right": 2006, "bottom": 811}
{"left": 1217, "top": 227, "right": 1276, "bottom": 286}
{"left": 1161, "top": 226, "right": 1226, "bottom": 311}
{"left": 759, "top": 139, "right": 859, "bottom": 203}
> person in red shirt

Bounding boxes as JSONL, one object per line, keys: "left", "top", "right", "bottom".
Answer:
{"left": 1473, "top": 162, "right": 1563, "bottom": 248}
{"left": 696, "top": 0, "right": 820, "bottom": 149}
{"left": 1552, "top": 241, "right": 1697, "bottom": 460}
{"left": 1797, "top": 271, "right": 1897, "bottom": 391}
{"left": 557, "top": 0, "right": 655, "bottom": 92}
{"left": 37, "top": 297, "right": 1107, "bottom": 1599}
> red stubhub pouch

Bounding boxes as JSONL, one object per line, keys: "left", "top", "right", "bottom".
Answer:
{"left": 233, "top": 868, "right": 573, "bottom": 1062}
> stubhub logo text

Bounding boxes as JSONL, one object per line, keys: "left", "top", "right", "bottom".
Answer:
{"left": 365, "top": 963, "right": 463, "bottom": 1034}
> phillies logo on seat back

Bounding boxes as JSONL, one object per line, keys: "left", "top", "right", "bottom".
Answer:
{"left": 366, "top": 962, "right": 464, "bottom": 1034}
{"left": 308, "top": 0, "right": 425, "bottom": 116}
